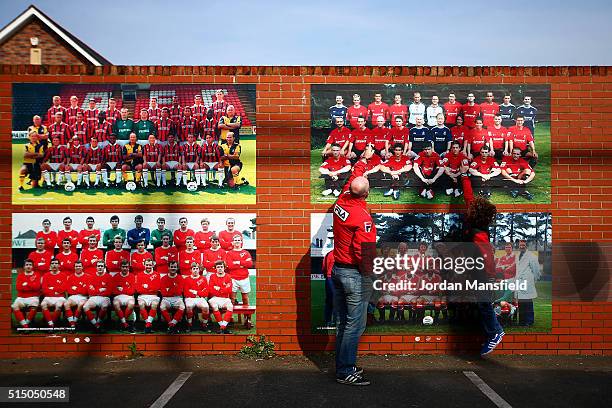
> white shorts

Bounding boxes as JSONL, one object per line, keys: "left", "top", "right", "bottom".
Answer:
{"left": 66, "top": 294, "right": 88, "bottom": 306}
{"left": 208, "top": 297, "right": 233, "bottom": 311}
{"left": 113, "top": 294, "right": 134, "bottom": 306}
{"left": 166, "top": 161, "right": 178, "bottom": 170}
{"left": 186, "top": 162, "right": 196, "bottom": 170}
{"left": 185, "top": 297, "right": 209, "bottom": 310}
{"left": 400, "top": 294, "right": 419, "bottom": 303}
{"left": 12, "top": 296, "right": 40, "bottom": 308}
{"left": 88, "top": 164, "right": 98, "bottom": 171}
{"left": 48, "top": 163, "right": 61, "bottom": 171}
{"left": 85, "top": 296, "right": 111, "bottom": 309}
{"left": 378, "top": 294, "right": 398, "bottom": 304}
{"left": 203, "top": 162, "right": 219, "bottom": 170}
{"left": 105, "top": 161, "right": 117, "bottom": 170}
{"left": 41, "top": 296, "right": 66, "bottom": 308}
{"left": 161, "top": 296, "right": 185, "bottom": 309}
{"left": 69, "top": 164, "right": 79, "bottom": 171}
{"left": 138, "top": 294, "right": 160, "bottom": 307}
{"left": 420, "top": 295, "right": 439, "bottom": 303}
{"left": 232, "top": 277, "right": 251, "bottom": 294}
{"left": 146, "top": 162, "right": 157, "bottom": 169}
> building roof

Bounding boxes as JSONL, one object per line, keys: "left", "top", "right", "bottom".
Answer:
{"left": 0, "top": 4, "right": 110, "bottom": 66}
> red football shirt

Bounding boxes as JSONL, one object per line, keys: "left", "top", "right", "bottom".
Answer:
{"left": 56, "top": 251, "right": 78, "bottom": 275}
{"left": 508, "top": 126, "right": 534, "bottom": 150}
{"left": 113, "top": 272, "right": 136, "bottom": 296}
{"left": 468, "top": 128, "right": 491, "bottom": 154}
{"left": 367, "top": 102, "right": 389, "bottom": 125}
{"left": 225, "top": 249, "right": 253, "bottom": 280}
{"left": 384, "top": 155, "right": 411, "bottom": 171}
{"left": 350, "top": 127, "right": 373, "bottom": 151}
{"left": 501, "top": 157, "right": 533, "bottom": 177}
{"left": 80, "top": 247, "right": 104, "bottom": 275}
{"left": 414, "top": 153, "right": 442, "bottom": 176}
{"left": 388, "top": 127, "right": 409, "bottom": 147}
{"left": 130, "top": 250, "right": 153, "bottom": 275}
{"left": 462, "top": 103, "right": 481, "bottom": 128}
{"left": 160, "top": 274, "right": 184, "bottom": 297}
{"left": 480, "top": 102, "right": 499, "bottom": 128}
{"left": 28, "top": 249, "right": 53, "bottom": 275}
{"left": 41, "top": 272, "right": 66, "bottom": 297}
{"left": 57, "top": 229, "right": 79, "bottom": 249}
{"left": 183, "top": 275, "right": 209, "bottom": 298}
{"left": 346, "top": 105, "right": 368, "bottom": 129}
{"left": 154, "top": 245, "right": 178, "bottom": 275}
{"left": 66, "top": 273, "right": 90, "bottom": 296}
{"left": 88, "top": 273, "right": 113, "bottom": 297}
{"left": 363, "top": 154, "right": 382, "bottom": 172}
{"left": 443, "top": 101, "right": 462, "bottom": 125}
{"left": 371, "top": 126, "right": 391, "bottom": 151}
{"left": 202, "top": 248, "right": 227, "bottom": 273}
{"left": 105, "top": 249, "right": 130, "bottom": 274}
{"left": 320, "top": 156, "right": 351, "bottom": 173}
{"left": 78, "top": 229, "right": 101, "bottom": 247}
{"left": 36, "top": 231, "right": 57, "bottom": 251}
{"left": 135, "top": 271, "right": 160, "bottom": 295}
{"left": 488, "top": 126, "right": 509, "bottom": 150}
{"left": 173, "top": 229, "right": 195, "bottom": 252}
{"left": 16, "top": 272, "right": 41, "bottom": 298}
{"left": 470, "top": 156, "right": 499, "bottom": 174}
{"left": 388, "top": 104, "right": 408, "bottom": 126}
{"left": 218, "top": 230, "right": 243, "bottom": 251}
{"left": 208, "top": 273, "right": 233, "bottom": 298}
{"left": 325, "top": 127, "right": 352, "bottom": 147}
{"left": 194, "top": 231, "right": 215, "bottom": 251}
{"left": 179, "top": 249, "right": 202, "bottom": 274}
{"left": 442, "top": 151, "right": 468, "bottom": 172}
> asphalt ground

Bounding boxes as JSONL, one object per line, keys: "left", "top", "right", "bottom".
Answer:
{"left": 0, "top": 355, "right": 610, "bottom": 407}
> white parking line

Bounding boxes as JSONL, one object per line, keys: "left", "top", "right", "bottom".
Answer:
{"left": 149, "top": 371, "right": 193, "bottom": 408}
{"left": 463, "top": 371, "right": 512, "bottom": 408}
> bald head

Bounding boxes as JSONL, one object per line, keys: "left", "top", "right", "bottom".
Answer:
{"left": 350, "top": 176, "right": 369, "bottom": 197}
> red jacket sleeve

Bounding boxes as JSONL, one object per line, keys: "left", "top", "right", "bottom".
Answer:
{"left": 474, "top": 231, "right": 496, "bottom": 279}
{"left": 341, "top": 160, "right": 366, "bottom": 194}
{"left": 462, "top": 174, "right": 474, "bottom": 207}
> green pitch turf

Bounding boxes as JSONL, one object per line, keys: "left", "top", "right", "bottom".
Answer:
{"left": 310, "top": 123, "right": 551, "bottom": 204}
{"left": 10, "top": 272, "right": 256, "bottom": 335}
{"left": 12, "top": 140, "right": 256, "bottom": 205}
{"left": 310, "top": 280, "right": 551, "bottom": 334}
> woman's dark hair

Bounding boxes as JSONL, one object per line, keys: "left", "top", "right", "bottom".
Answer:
{"left": 466, "top": 195, "right": 497, "bottom": 230}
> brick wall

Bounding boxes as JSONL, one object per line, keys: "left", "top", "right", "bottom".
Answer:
{"left": 0, "top": 65, "right": 610, "bottom": 357}
{"left": 0, "top": 21, "right": 85, "bottom": 66}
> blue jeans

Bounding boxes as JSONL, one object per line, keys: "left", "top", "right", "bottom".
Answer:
{"left": 332, "top": 265, "right": 373, "bottom": 377}
{"left": 478, "top": 301, "right": 504, "bottom": 338}
{"left": 518, "top": 300, "right": 535, "bottom": 325}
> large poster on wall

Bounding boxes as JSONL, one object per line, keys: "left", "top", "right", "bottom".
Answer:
{"left": 311, "top": 212, "right": 552, "bottom": 334}
{"left": 310, "top": 84, "right": 550, "bottom": 204}
{"left": 11, "top": 213, "right": 256, "bottom": 335}
{"left": 12, "top": 83, "right": 256, "bottom": 204}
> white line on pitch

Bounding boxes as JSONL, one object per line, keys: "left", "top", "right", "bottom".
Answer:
{"left": 463, "top": 371, "right": 512, "bottom": 408}
{"left": 149, "top": 371, "right": 193, "bottom": 408}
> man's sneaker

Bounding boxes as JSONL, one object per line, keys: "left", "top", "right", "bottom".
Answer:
{"left": 454, "top": 188, "right": 462, "bottom": 197}
{"left": 522, "top": 190, "right": 534, "bottom": 200}
{"left": 322, "top": 188, "right": 333, "bottom": 196}
{"left": 445, "top": 188, "right": 454, "bottom": 196}
{"left": 392, "top": 190, "right": 400, "bottom": 200}
{"left": 383, "top": 189, "right": 394, "bottom": 197}
{"left": 354, "top": 366, "right": 364, "bottom": 375}
{"left": 426, "top": 190, "right": 434, "bottom": 200}
{"left": 420, "top": 189, "right": 427, "bottom": 198}
{"left": 333, "top": 189, "right": 341, "bottom": 197}
{"left": 480, "top": 331, "right": 505, "bottom": 356}
{"left": 510, "top": 190, "right": 519, "bottom": 198}
{"left": 128, "top": 323, "right": 136, "bottom": 334}
{"left": 336, "top": 372, "right": 371, "bottom": 386}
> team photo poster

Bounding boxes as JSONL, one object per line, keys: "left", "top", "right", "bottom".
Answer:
{"left": 12, "top": 83, "right": 256, "bottom": 205}
{"left": 11, "top": 213, "right": 256, "bottom": 335}
{"left": 311, "top": 84, "right": 551, "bottom": 204}
{"left": 311, "top": 212, "right": 552, "bottom": 334}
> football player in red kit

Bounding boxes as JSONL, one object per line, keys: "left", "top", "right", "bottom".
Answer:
{"left": 102, "top": 134, "right": 124, "bottom": 187}
{"left": 412, "top": 145, "right": 445, "bottom": 200}
{"left": 159, "top": 261, "right": 185, "bottom": 333}
{"left": 80, "top": 235, "right": 104, "bottom": 275}
{"left": 56, "top": 238, "right": 78, "bottom": 276}
{"left": 58, "top": 217, "right": 79, "bottom": 249}
{"left": 155, "top": 235, "right": 178, "bottom": 275}
{"left": 195, "top": 218, "right": 215, "bottom": 251}
{"left": 202, "top": 235, "right": 226, "bottom": 275}
{"left": 451, "top": 115, "right": 469, "bottom": 153}
{"left": 443, "top": 93, "right": 462, "bottom": 127}
{"left": 319, "top": 144, "right": 352, "bottom": 197}
{"left": 155, "top": 107, "right": 175, "bottom": 143}
{"left": 36, "top": 219, "right": 57, "bottom": 251}
{"left": 163, "top": 134, "right": 182, "bottom": 186}
{"left": 495, "top": 243, "right": 517, "bottom": 280}
{"left": 508, "top": 116, "right": 538, "bottom": 166}
{"left": 208, "top": 260, "right": 234, "bottom": 334}
{"left": 501, "top": 147, "right": 536, "bottom": 200}
{"left": 78, "top": 216, "right": 101, "bottom": 247}
{"left": 64, "top": 261, "right": 89, "bottom": 328}
{"left": 488, "top": 114, "right": 510, "bottom": 160}
{"left": 346, "top": 94, "right": 368, "bottom": 129}
{"left": 83, "top": 261, "right": 113, "bottom": 332}
{"left": 388, "top": 117, "right": 410, "bottom": 157}
{"left": 29, "top": 238, "right": 53, "bottom": 275}
{"left": 113, "top": 261, "right": 137, "bottom": 332}
{"left": 441, "top": 141, "right": 470, "bottom": 197}
{"left": 131, "top": 240, "right": 153, "bottom": 276}
{"left": 136, "top": 259, "right": 161, "bottom": 333}
{"left": 178, "top": 236, "right": 202, "bottom": 275}
{"left": 360, "top": 144, "right": 382, "bottom": 181}
{"left": 348, "top": 117, "right": 373, "bottom": 162}
{"left": 388, "top": 94, "right": 408, "bottom": 127}
{"left": 173, "top": 217, "right": 195, "bottom": 252}
{"left": 466, "top": 118, "right": 492, "bottom": 160}
{"left": 226, "top": 235, "right": 254, "bottom": 328}
{"left": 183, "top": 262, "right": 210, "bottom": 332}
{"left": 480, "top": 91, "right": 499, "bottom": 129}
{"left": 40, "top": 259, "right": 66, "bottom": 328}
{"left": 12, "top": 259, "right": 41, "bottom": 329}
{"left": 367, "top": 93, "right": 389, "bottom": 126}
{"left": 380, "top": 143, "right": 412, "bottom": 200}
{"left": 218, "top": 217, "right": 244, "bottom": 250}
{"left": 462, "top": 93, "right": 481, "bottom": 129}
{"left": 322, "top": 117, "right": 352, "bottom": 158}
{"left": 200, "top": 133, "right": 225, "bottom": 187}
{"left": 469, "top": 146, "right": 501, "bottom": 199}
{"left": 66, "top": 135, "right": 87, "bottom": 187}
{"left": 143, "top": 134, "right": 164, "bottom": 188}
{"left": 105, "top": 236, "right": 130, "bottom": 274}
{"left": 41, "top": 135, "right": 68, "bottom": 188}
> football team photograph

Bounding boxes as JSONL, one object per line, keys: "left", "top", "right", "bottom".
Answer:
{"left": 11, "top": 213, "right": 256, "bottom": 335}
{"left": 310, "top": 212, "right": 551, "bottom": 335}
{"left": 12, "top": 83, "right": 256, "bottom": 205}
{"left": 311, "top": 84, "right": 550, "bottom": 204}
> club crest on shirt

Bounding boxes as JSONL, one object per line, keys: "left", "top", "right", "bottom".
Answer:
{"left": 334, "top": 204, "right": 348, "bottom": 221}
{"left": 364, "top": 222, "right": 372, "bottom": 233}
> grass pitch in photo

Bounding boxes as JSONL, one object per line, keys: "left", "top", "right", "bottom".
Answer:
{"left": 311, "top": 84, "right": 551, "bottom": 204}
{"left": 12, "top": 83, "right": 256, "bottom": 205}
{"left": 310, "top": 212, "right": 552, "bottom": 335}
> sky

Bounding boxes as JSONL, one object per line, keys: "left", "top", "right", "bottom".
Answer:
{"left": 1, "top": 0, "right": 611, "bottom": 66}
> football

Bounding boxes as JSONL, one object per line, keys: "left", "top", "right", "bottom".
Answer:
{"left": 186, "top": 181, "right": 198, "bottom": 192}
{"left": 422, "top": 316, "right": 434, "bottom": 325}
{"left": 125, "top": 181, "right": 137, "bottom": 191}
{"left": 64, "top": 182, "right": 75, "bottom": 192}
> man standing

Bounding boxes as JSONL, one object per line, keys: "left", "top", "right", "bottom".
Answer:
{"left": 112, "top": 108, "right": 135, "bottom": 145}
{"left": 127, "top": 215, "right": 150, "bottom": 249}
{"left": 443, "top": 93, "right": 462, "bottom": 128}
{"left": 346, "top": 94, "right": 368, "bottom": 129}
{"left": 516, "top": 96, "right": 538, "bottom": 135}
{"left": 329, "top": 95, "right": 347, "bottom": 127}
{"left": 332, "top": 156, "right": 376, "bottom": 386}
{"left": 319, "top": 144, "right": 352, "bottom": 197}
{"left": 462, "top": 93, "right": 481, "bottom": 129}
{"left": 499, "top": 95, "right": 516, "bottom": 128}
{"left": 367, "top": 93, "right": 389, "bottom": 127}
{"left": 480, "top": 91, "right": 499, "bottom": 129}
{"left": 388, "top": 94, "right": 408, "bottom": 127}
{"left": 515, "top": 239, "right": 540, "bottom": 326}
{"left": 408, "top": 92, "right": 426, "bottom": 127}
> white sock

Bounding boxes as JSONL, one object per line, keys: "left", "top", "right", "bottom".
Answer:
{"left": 102, "top": 170, "right": 108, "bottom": 185}
{"left": 77, "top": 173, "right": 83, "bottom": 185}
{"left": 43, "top": 171, "right": 51, "bottom": 185}
{"left": 217, "top": 170, "right": 224, "bottom": 186}
{"left": 56, "top": 172, "right": 63, "bottom": 184}
{"left": 115, "top": 169, "right": 122, "bottom": 184}
{"left": 95, "top": 172, "right": 100, "bottom": 185}
{"left": 176, "top": 170, "right": 182, "bottom": 185}
{"left": 143, "top": 169, "right": 149, "bottom": 187}
{"left": 195, "top": 170, "right": 201, "bottom": 184}
{"left": 83, "top": 172, "right": 90, "bottom": 186}
{"left": 155, "top": 169, "right": 161, "bottom": 186}
{"left": 162, "top": 170, "right": 167, "bottom": 186}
